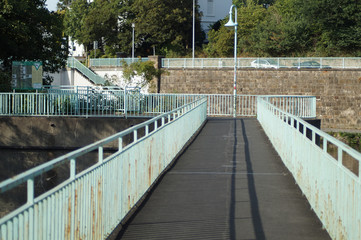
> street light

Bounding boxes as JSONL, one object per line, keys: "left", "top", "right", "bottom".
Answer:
{"left": 225, "top": 5, "right": 238, "bottom": 118}
{"left": 132, "top": 23, "right": 135, "bottom": 62}
{"left": 192, "top": 0, "right": 195, "bottom": 61}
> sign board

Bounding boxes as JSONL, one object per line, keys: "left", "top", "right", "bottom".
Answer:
{"left": 12, "top": 61, "right": 43, "bottom": 89}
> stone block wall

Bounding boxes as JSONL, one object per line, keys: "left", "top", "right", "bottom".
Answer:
{"left": 159, "top": 68, "right": 361, "bottom": 131}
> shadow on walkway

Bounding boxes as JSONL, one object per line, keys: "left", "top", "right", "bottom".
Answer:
{"left": 115, "top": 118, "right": 330, "bottom": 240}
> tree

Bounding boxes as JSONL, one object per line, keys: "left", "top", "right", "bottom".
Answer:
{"left": 301, "top": 0, "right": 361, "bottom": 55}
{"left": 250, "top": 0, "right": 312, "bottom": 56}
{"left": 57, "top": 0, "right": 72, "bottom": 11}
{"left": 121, "top": 60, "right": 164, "bottom": 89}
{"left": 208, "top": 0, "right": 361, "bottom": 57}
{"left": 0, "top": 0, "right": 67, "bottom": 84}
{"left": 64, "top": 0, "right": 135, "bottom": 57}
{"left": 131, "top": 0, "right": 204, "bottom": 56}
{"left": 63, "top": 0, "right": 90, "bottom": 46}
{"left": 205, "top": 0, "right": 267, "bottom": 57}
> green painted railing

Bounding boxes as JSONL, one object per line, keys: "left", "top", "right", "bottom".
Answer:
{"left": 162, "top": 57, "right": 361, "bottom": 69}
{"left": 0, "top": 97, "right": 208, "bottom": 239}
{"left": 89, "top": 58, "right": 149, "bottom": 68}
{"left": 67, "top": 57, "right": 105, "bottom": 85}
{"left": 257, "top": 97, "right": 361, "bottom": 240}
{"left": 0, "top": 92, "right": 327, "bottom": 239}
{"left": 0, "top": 91, "right": 316, "bottom": 119}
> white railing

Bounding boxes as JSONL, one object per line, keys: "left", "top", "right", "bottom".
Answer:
{"left": 0, "top": 91, "right": 316, "bottom": 119}
{"left": 257, "top": 97, "right": 361, "bottom": 240}
{"left": 162, "top": 57, "right": 361, "bottom": 69}
{"left": 67, "top": 57, "right": 105, "bottom": 85}
{"left": 89, "top": 58, "right": 149, "bottom": 68}
{"left": 0, "top": 97, "right": 208, "bottom": 240}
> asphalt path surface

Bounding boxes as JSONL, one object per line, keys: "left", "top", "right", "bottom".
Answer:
{"left": 117, "top": 118, "right": 331, "bottom": 240}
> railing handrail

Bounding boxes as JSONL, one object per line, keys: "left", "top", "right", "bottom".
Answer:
{"left": 0, "top": 96, "right": 207, "bottom": 223}
{"left": 89, "top": 57, "right": 149, "bottom": 68}
{"left": 260, "top": 97, "right": 361, "bottom": 162}
{"left": 257, "top": 97, "right": 361, "bottom": 239}
{"left": 0, "top": 91, "right": 316, "bottom": 118}
{"left": 67, "top": 57, "right": 105, "bottom": 85}
{"left": 162, "top": 57, "right": 361, "bottom": 69}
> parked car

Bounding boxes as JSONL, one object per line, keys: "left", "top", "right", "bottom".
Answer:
{"left": 251, "top": 59, "right": 280, "bottom": 69}
{"left": 294, "top": 61, "right": 331, "bottom": 69}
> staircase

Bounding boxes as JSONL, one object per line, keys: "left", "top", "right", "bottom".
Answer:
{"left": 67, "top": 57, "right": 105, "bottom": 85}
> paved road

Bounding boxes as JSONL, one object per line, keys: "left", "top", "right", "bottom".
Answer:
{"left": 116, "top": 118, "right": 331, "bottom": 240}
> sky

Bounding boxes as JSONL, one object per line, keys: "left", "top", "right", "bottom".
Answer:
{"left": 45, "top": 0, "right": 58, "bottom": 12}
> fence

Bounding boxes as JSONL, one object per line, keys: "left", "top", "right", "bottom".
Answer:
{"left": 257, "top": 97, "right": 361, "bottom": 240}
{"left": 161, "top": 57, "right": 361, "bottom": 69}
{"left": 0, "top": 90, "right": 316, "bottom": 119}
{"left": 89, "top": 58, "right": 149, "bottom": 68}
{"left": 0, "top": 91, "right": 316, "bottom": 119}
{"left": 0, "top": 92, "right": 124, "bottom": 117}
{"left": 0, "top": 97, "right": 208, "bottom": 240}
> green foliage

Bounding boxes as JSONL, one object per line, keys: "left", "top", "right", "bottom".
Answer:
{"left": 205, "top": 0, "right": 267, "bottom": 57}
{"left": 339, "top": 132, "right": 361, "bottom": 147}
{"left": 131, "top": 0, "right": 204, "bottom": 57}
{"left": 329, "top": 132, "right": 361, "bottom": 151}
{"left": 0, "top": 0, "right": 67, "bottom": 74}
{"left": 63, "top": 0, "right": 204, "bottom": 57}
{"left": 122, "top": 60, "right": 164, "bottom": 88}
{"left": 0, "top": 69, "right": 11, "bottom": 92}
{"left": 63, "top": 0, "right": 90, "bottom": 45}
{"left": 209, "top": 0, "right": 361, "bottom": 57}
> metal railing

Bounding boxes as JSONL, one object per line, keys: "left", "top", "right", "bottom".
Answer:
{"left": 0, "top": 97, "right": 208, "bottom": 240}
{"left": 257, "top": 97, "right": 361, "bottom": 240}
{"left": 0, "top": 92, "right": 202, "bottom": 118}
{"left": 0, "top": 92, "right": 124, "bottom": 117}
{"left": 89, "top": 58, "right": 149, "bottom": 68}
{"left": 263, "top": 95, "right": 316, "bottom": 118}
{"left": 0, "top": 91, "right": 316, "bottom": 119}
{"left": 162, "top": 57, "right": 361, "bottom": 69}
{"left": 67, "top": 57, "right": 105, "bottom": 85}
{"left": 178, "top": 94, "right": 315, "bottom": 118}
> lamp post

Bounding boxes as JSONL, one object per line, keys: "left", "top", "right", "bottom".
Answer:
{"left": 132, "top": 23, "right": 135, "bottom": 62}
{"left": 192, "top": 0, "right": 195, "bottom": 61}
{"left": 225, "top": 5, "right": 238, "bottom": 118}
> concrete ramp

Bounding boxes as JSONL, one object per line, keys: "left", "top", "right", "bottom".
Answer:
{"left": 116, "top": 118, "right": 330, "bottom": 240}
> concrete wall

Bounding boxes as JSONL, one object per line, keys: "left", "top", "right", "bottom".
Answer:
{"left": 0, "top": 117, "right": 146, "bottom": 149}
{"left": 51, "top": 69, "right": 95, "bottom": 87}
{"left": 159, "top": 68, "right": 361, "bottom": 131}
{"left": 0, "top": 117, "right": 147, "bottom": 181}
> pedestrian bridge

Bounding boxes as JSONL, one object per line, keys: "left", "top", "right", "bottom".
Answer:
{"left": 0, "top": 90, "right": 360, "bottom": 240}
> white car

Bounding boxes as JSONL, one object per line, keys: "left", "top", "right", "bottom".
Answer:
{"left": 251, "top": 59, "right": 279, "bottom": 69}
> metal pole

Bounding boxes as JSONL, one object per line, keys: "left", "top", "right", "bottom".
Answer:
{"left": 232, "top": 7, "right": 238, "bottom": 118}
{"left": 192, "top": 0, "right": 195, "bottom": 63}
{"left": 225, "top": 5, "right": 238, "bottom": 118}
{"left": 233, "top": 23, "right": 237, "bottom": 118}
{"left": 132, "top": 23, "right": 135, "bottom": 62}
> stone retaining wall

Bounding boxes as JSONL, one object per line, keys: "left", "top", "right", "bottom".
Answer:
{"left": 159, "top": 68, "right": 361, "bottom": 131}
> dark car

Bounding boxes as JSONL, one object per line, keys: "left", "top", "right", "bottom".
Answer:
{"left": 294, "top": 61, "right": 331, "bottom": 69}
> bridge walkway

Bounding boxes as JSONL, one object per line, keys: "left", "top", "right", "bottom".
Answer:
{"left": 116, "top": 118, "right": 331, "bottom": 240}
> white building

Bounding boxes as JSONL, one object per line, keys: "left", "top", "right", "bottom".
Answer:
{"left": 198, "top": 0, "right": 233, "bottom": 37}
{"left": 69, "top": 37, "right": 85, "bottom": 57}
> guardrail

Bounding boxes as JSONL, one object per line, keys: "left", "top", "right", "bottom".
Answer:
{"left": 176, "top": 94, "right": 315, "bottom": 118}
{"left": 0, "top": 91, "right": 316, "bottom": 119}
{"left": 257, "top": 97, "right": 361, "bottom": 240}
{"left": 0, "top": 92, "right": 201, "bottom": 118}
{"left": 162, "top": 57, "right": 361, "bottom": 69}
{"left": 0, "top": 92, "right": 125, "bottom": 117}
{"left": 0, "top": 97, "right": 208, "bottom": 239}
{"left": 89, "top": 58, "right": 149, "bottom": 68}
{"left": 67, "top": 57, "right": 105, "bottom": 85}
